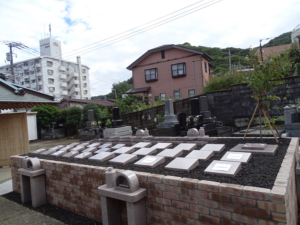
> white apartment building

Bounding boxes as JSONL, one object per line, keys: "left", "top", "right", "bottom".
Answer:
{"left": 0, "top": 37, "right": 91, "bottom": 100}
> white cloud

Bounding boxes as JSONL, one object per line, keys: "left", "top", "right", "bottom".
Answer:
{"left": 0, "top": 0, "right": 299, "bottom": 96}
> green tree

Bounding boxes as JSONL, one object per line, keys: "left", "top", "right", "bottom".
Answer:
{"left": 106, "top": 81, "right": 133, "bottom": 99}
{"left": 82, "top": 103, "right": 101, "bottom": 124}
{"left": 31, "top": 105, "right": 59, "bottom": 130}
{"left": 263, "top": 32, "right": 292, "bottom": 47}
{"left": 66, "top": 107, "right": 82, "bottom": 135}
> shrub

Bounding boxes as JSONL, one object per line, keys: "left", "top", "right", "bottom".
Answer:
{"left": 82, "top": 103, "right": 101, "bottom": 124}
{"left": 31, "top": 105, "right": 60, "bottom": 130}
{"left": 66, "top": 107, "right": 82, "bottom": 134}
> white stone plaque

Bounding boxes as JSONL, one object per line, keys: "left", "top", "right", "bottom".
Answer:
{"left": 212, "top": 164, "right": 231, "bottom": 171}
{"left": 227, "top": 153, "right": 243, "bottom": 160}
{"left": 141, "top": 157, "right": 156, "bottom": 163}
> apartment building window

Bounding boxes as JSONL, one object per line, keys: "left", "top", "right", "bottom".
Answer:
{"left": 171, "top": 63, "right": 186, "bottom": 78}
{"left": 36, "top": 68, "right": 41, "bottom": 72}
{"left": 83, "top": 76, "right": 86, "bottom": 80}
{"left": 25, "top": 72, "right": 29, "bottom": 75}
{"left": 19, "top": 73, "right": 23, "bottom": 77}
{"left": 75, "top": 92, "right": 78, "bottom": 95}
{"left": 84, "top": 90, "right": 88, "bottom": 94}
{"left": 174, "top": 91, "right": 181, "bottom": 100}
{"left": 30, "top": 71, "right": 34, "bottom": 75}
{"left": 48, "top": 78, "right": 54, "bottom": 83}
{"left": 38, "top": 78, "right": 42, "bottom": 82}
{"left": 82, "top": 69, "right": 86, "bottom": 73}
{"left": 47, "top": 61, "right": 53, "bottom": 66}
{"left": 36, "top": 60, "right": 40, "bottom": 64}
{"left": 29, "top": 61, "right": 34, "bottom": 66}
{"left": 18, "top": 64, "right": 23, "bottom": 69}
{"left": 75, "top": 84, "right": 78, "bottom": 88}
{"left": 155, "top": 96, "right": 159, "bottom": 101}
{"left": 47, "top": 69, "right": 54, "bottom": 75}
{"left": 145, "top": 68, "right": 158, "bottom": 82}
{"left": 21, "top": 82, "right": 24, "bottom": 85}
{"left": 204, "top": 62, "right": 207, "bottom": 73}
{"left": 74, "top": 77, "right": 77, "bottom": 80}
{"left": 31, "top": 79, "right": 36, "bottom": 83}
{"left": 83, "top": 83, "right": 87, "bottom": 87}
{"left": 49, "top": 87, "right": 55, "bottom": 92}
{"left": 6, "top": 67, "right": 9, "bottom": 71}
{"left": 160, "top": 93, "right": 166, "bottom": 100}
{"left": 161, "top": 50, "right": 165, "bottom": 59}
{"left": 25, "top": 80, "right": 30, "bottom": 84}
{"left": 38, "top": 86, "right": 42, "bottom": 90}
{"left": 24, "top": 63, "right": 28, "bottom": 66}
{"left": 86, "top": 97, "right": 88, "bottom": 100}
{"left": 189, "top": 89, "right": 195, "bottom": 97}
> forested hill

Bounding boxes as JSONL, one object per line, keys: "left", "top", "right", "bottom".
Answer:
{"left": 178, "top": 31, "right": 292, "bottom": 74}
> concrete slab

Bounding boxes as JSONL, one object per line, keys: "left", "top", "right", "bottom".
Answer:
{"left": 173, "top": 143, "right": 197, "bottom": 152}
{"left": 151, "top": 143, "right": 172, "bottom": 149}
{"left": 94, "top": 148, "right": 111, "bottom": 154}
{"left": 200, "top": 144, "right": 225, "bottom": 153}
{"left": 62, "top": 151, "right": 79, "bottom": 158}
{"left": 89, "top": 152, "right": 116, "bottom": 162}
{"left": 185, "top": 150, "right": 214, "bottom": 161}
{"left": 242, "top": 143, "right": 267, "bottom": 150}
{"left": 68, "top": 142, "right": 80, "bottom": 147}
{"left": 132, "top": 142, "right": 152, "bottom": 148}
{"left": 82, "top": 146, "right": 98, "bottom": 153}
{"left": 156, "top": 149, "right": 183, "bottom": 158}
{"left": 74, "top": 152, "right": 92, "bottom": 159}
{"left": 100, "top": 143, "right": 113, "bottom": 148}
{"left": 165, "top": 157, "right": 199, "bottom": 172}
{"left": 32, "top": 148, "right": 47, "bottom": 154}
{"left": 132, "top": 148, "right": 157, "bottom": 156}
{"left": 134, "top": 156, "right": 165, "bottom": 168}
{"left": 204, "top": 160, "right": 242, "bottom": 177}
{"left": 111, "top": 144, "right": 126, "bottom": 150}
{"left": 0, "top": 179, "right": 12, "bottom": 195}
{"left": 87, "top": 142, "right": 101, "bottom": 148}
{"left": 59, "top": 145, "right": 73, "bottom": 152}
{"left": 72, "top": 145, "right": 85, "bottom": 152}
{"left": 51, "top": 150, "right": 67, "bottom": 157}
{"left": 221, "top": 152, "right": 252, "bottom": 164}
{"left": 113, "top": 147, "right": 136, "bottom": 155}
{"left": 109, "top": 154, "right": 138, "bottom": 165}
{"left": 40, "top": 148, "right": 57, "bottom": 155}
{"left": 230, "top": 144, "right": 278, "bottom": 155}
{"left": 80, "top": 142, "right": 90, "bottom": 147}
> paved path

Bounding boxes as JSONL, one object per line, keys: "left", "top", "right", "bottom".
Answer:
{"left": 0, "top": 197, "right": 65, "bottom": 225}
{"left": 0, "top": 166, "right": 12, "bottom": 184}
{"left": 0, "top": 180, "right": 12, "bottom": 195}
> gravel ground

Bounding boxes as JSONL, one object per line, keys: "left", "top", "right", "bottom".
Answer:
{"left": 1, "top": 192, "right": 102, "bottom": 225}
{"left": 27, "top": 138, "right": 290, "bottom": 189}
{"left": 29, "top": 138, "right": 80, "bottom": 152}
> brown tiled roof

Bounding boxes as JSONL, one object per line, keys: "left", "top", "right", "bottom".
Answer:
{"left": 62, "top": 98, "right": 115, "bottom": 106}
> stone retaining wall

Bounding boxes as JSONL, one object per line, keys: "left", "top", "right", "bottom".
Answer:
{"left": 10, "top": 137, "right": 299, "bottom": 225}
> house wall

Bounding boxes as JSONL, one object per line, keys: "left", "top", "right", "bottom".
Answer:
{"left": 132, "top": 48, "right": 211, "bottom": 101}
{"left": 10, "top": 137, "right": 299, "bottom": 224}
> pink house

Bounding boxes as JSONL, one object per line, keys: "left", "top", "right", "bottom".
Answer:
{"left": 126, "top": 44, "right": 214, "bottom": 101}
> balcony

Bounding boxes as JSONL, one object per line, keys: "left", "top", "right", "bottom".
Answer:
{"left": 23, "top": 66, "right": 28, "bottom": 70}
{"left": 67, "top": 79, "right": 79, "bottom": 89}
{"left": 38, "top": 81, "right": 43, "bottom": 85}
{"left": 59, "top": 66, "right": 66, "bottom": 72}
{"left": 60, "top": 82, "right": 67, "bottom": 88}
{"left": 24, "top": 83, "right": 30, "bottom": 88}
{"left": 35, "top": 63, "right": 41, "bottom": 68}
{"left": 60, "top": 74, "right": 66, "bottom": 80}
{"left": 61, "top": 90, "right": 68, "bottom": 96}
{"left": 70, "top": 72, "right": 78, "bottom": 78}
{"left": 36, "top": 72, "right": 42, "bottom": 77}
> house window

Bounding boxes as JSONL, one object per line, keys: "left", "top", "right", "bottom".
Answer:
{"left": 174, "top": 91, "right": 181, "bottom": 100}
{"left": 171, "top": 63, "right": 186, "bottom": 77}
{"left": 189, "top": 89, "right": 195, "bottom": 97}
{"left": 24, "top": 63, "right": 28, "bottom": 66}
{"left": 160, "top": 93, "right": 166, "bottom": 100}
{"left": 82, "top": 69, "right": 86, "bottom": 73}
{"left": 32, "top": 79, "right": 36, "bottom": 83}
{"left": 47, "top": 69, "right": 54, "bottom": 75}
{"left": 204, "top": 62, "right": 207, "bottom": 73}
{"left": 161, "top": 50, "right": 165, "bottom": 59}
{"left": 86, "top": 97, "right": 88, "bottom": 100}
{"left": 83, "top": 83, "right": 87, "bottom": 87}
{"left": 47, "top": 61, "right": 53, "bottom": 66}
{"left": 48, "top": 78, "right": 54, "bottom": 83}
{"left": 155, "top": 96, "right": 159, "bottom": 101}
{"left": 49, "top": 87, "right": 55, "bottom": 92}
{"left": 29, "top": 61, "right": 34, "bottom": 66}
{"left": 145, "top": 68, "right": 158, "bottom": 82}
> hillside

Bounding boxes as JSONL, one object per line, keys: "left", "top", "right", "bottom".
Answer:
{"left": 263, "top": 32, "right": 292, "bottom": 47}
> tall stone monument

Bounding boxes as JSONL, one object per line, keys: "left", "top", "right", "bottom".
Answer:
{"left": 79, "top": 109, "right": 103, "bottom": 141}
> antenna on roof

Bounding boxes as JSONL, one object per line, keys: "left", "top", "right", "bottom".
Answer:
{"left": 49, "top": 24, "right": 51, "bottom": 38}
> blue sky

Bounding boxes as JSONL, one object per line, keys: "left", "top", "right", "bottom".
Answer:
{"left": 0, "top": 0, "right": 299, "bottom": 96}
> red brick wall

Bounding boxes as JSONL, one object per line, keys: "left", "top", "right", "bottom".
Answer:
{"left": 10, "top": 137, "right": 299, "bottom": 225}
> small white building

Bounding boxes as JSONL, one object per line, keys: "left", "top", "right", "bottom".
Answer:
{"left": 292, "top": 24, "right": 300, "bottom": 44}
{"left": 0, "top": 37, "right": 91, "bottom": 100}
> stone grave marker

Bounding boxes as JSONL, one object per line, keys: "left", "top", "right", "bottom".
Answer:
{"left": 204, "top": 160, "right": 242, "bottom": 177}
{"left": 89, "top": 152, "right": 116, "bottom": 162}
{"left": 62, "top": 151, "right": 79, "bottom": 158}
{"left": 132, "top": 148, "right": 157, "bottom": 156}
{"left": 200, "top": 144, "right": 225, "bottom": 153}
{"left": 111, "top": 144, "right": 126, "bottom": 150}
{"left": 134, "top": 156, "right": 165, "bottom": 168}
{"left": 74, "top": 152, "right": 92, "bottom": 159}
{"left": 151, "top": 143, "right": 172, "bottom": 149}
{"left": 132, "top": 142, "right": 152, "bottom": 149}
{"left": 185, "top": 150, "right": 214, "bottom": 161}
{"left": 87, "top": 143, "right": 101, "bottom": 148}
{"left": 99, "top": 143, "right": 113, "bottom": 148}
{"left": 174, "top": 143, "right": 196, "bottom": 151}
{"left": 156, "top": 149, "right": 183, "bottom": 158}
{"left": 156, "top": 99, "right": 179, "bottom": 128}
{"left": 82, "top": 146, "right": 98, "bottom": 153}
{"left": 109, "top": 154, "right": 138, "bottom": 165}
{"left": 165, "top": 157, "right": 199, "bottom": 172}
{"left": 113, "top": 147, "right": 136, "bottom": 155}
{"left": 221, "top": 152, "right": 252, "bottom": 164}
{"left": 242, "top": 143, "right": 267, "bottom": 150}
{"left": 94, "top": 148, "right": 111, "bottom": 154}
{"left": 51, "top": 150, "right": 67, "bottom": 157}
{"left": 230, "top": 144, "right": 278, "bottom": 155}
{"left": 32, "top": 148, "right": 47, "bottom": 154}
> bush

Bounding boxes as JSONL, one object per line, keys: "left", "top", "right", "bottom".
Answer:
{"left": 31, "top": 105, "right": 60, "bottom": 130}
{"left": 82, "top": 103, "right": 101, "bottom": 124}
{"left": 66, "top": 107, "right": 82, "bottom": 135}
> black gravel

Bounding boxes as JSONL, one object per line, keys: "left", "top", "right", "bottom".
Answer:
{"left": 1, "top": 192, "right": 102, "bottom": 225}
{"left": 27, "top": 138, "right": 290, "bottom": 189}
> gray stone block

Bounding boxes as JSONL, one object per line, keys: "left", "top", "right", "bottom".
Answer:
{"left": 89, "top": 152, "right": 116, "bottom": 162}
{"left": 185, "top": 150, "right": 214, "bottom": 161}
{"left": 157, "top": 149, "right": 183, "bottom": 158}
{"left": 113, "top": 147, "right": 136, "bottom": 155}
{"left": 230, "top": 144, "right": 278, "bottom": 155}
{"left": 94, "top": 148, "right": 111, "bottom": 154}
{"left": 62, "top": 151, "right": 79, "bottom": 158}
{"left": 109, "top": 154, "right": 138, "bottom": 165}
{"left": 220, "top": 152, "right": 252, "bottom": 164}
{"left": 204, "top": 160, "right": 242, "bottom": 177}
{"left": 132, "top": 148, "right": 157, "bottom": 156}
{"left": 200, "top": 144, "right": 225, "bottom": 153}
{"left": 165, "top": 157, "right": 199, "bottom": 172}
{"left": 134, "top": 156, "right": 165, "bottom": 168}
{"left": 74, "top": 152, "right": 92, "bottom": 159}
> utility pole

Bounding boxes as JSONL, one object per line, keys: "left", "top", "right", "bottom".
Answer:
{"left": 259, "top": 38, "right": 272, "bottom": 63}
{"left": 114, "top": 89, "right": 117, "bottom": 99}
{"left": 9, "top": 43, "right": 14, "bottom": 82}
{"left": 229, "top": 49, "right": 231, "bottom": 71}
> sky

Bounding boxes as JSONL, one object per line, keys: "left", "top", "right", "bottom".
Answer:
{"left": 0, "top": 0, "right": 299, "bottom": 97}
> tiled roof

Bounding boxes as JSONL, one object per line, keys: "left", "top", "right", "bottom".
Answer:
{"left": 125, "top": 87, "right": 150, "bottom": 94}
{"left": 62, "top": 98, "right": 115, "bottom": 106}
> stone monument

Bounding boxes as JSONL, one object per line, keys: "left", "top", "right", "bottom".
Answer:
{"left": 79, "top": 109, "right": 103, "bottom": 141}
{"left": 103, "top": 107, "right": 132, "bottom": 137}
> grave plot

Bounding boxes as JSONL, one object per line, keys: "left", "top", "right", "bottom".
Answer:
{"left": 185, "top": 150, "right": 214, "bottom": 161}
{"left": 59, "top": 145, "right": 73, "bottom": 152}
{"left": 113, "top": 147, "right": 136, "bottom": 155}
{"left": 80, "top": 142, "right": 90, "bottom": 147}
{"left": 132, "top": 148, "right": 157, "bottom": 156}
{"left": 230, "top": 143, "right": 278, "bottom": 155}
{"left": 156, "top": 149, "right": 183, "bottom": 158}
{"left": 220, "top": 152, "right": 252, "bottom": 164}
{"left": 109, "top": 154, "right": 138, "bottom": 165}
{"left": 32, "top": 148, "right": 47, "bottom": 154}
{"left": 87, "top": 142, "right": 101, "bottom": 148}
{"left": 165, "top": 157, "right": 199, "bottom": 172}
{"left": 204, "top": 160, "right": 242, "bottom": 177}
{"left": 27, "top": 138, "right": 291, "bottom": 189}
{"left": 200, "top": 144, "right": 225, "bottom": 153}
{"left": 94, "top": 148, "right": 111, "bottom": 154}
{"left": 132, "top": 142, "right": 152, "bottom": 149}
{"left": 134, "top": 156, "right": 165, "bottom": 168}
{"left": 72, "top": 145, "right": 85, "bottom": 152}
{"left": 89, "top": 152, "right": 116, "bottom": 162}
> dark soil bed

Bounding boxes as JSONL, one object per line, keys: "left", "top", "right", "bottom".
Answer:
{"left": 1, "top": 192, "right": 102, "bottom": 225}
{"left": 27, "top": 138, "right": 291, "bottom": 189}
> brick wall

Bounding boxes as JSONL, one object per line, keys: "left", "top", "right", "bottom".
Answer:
{"left": 10, "top": 137, "right": 299, "bottom": 225}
